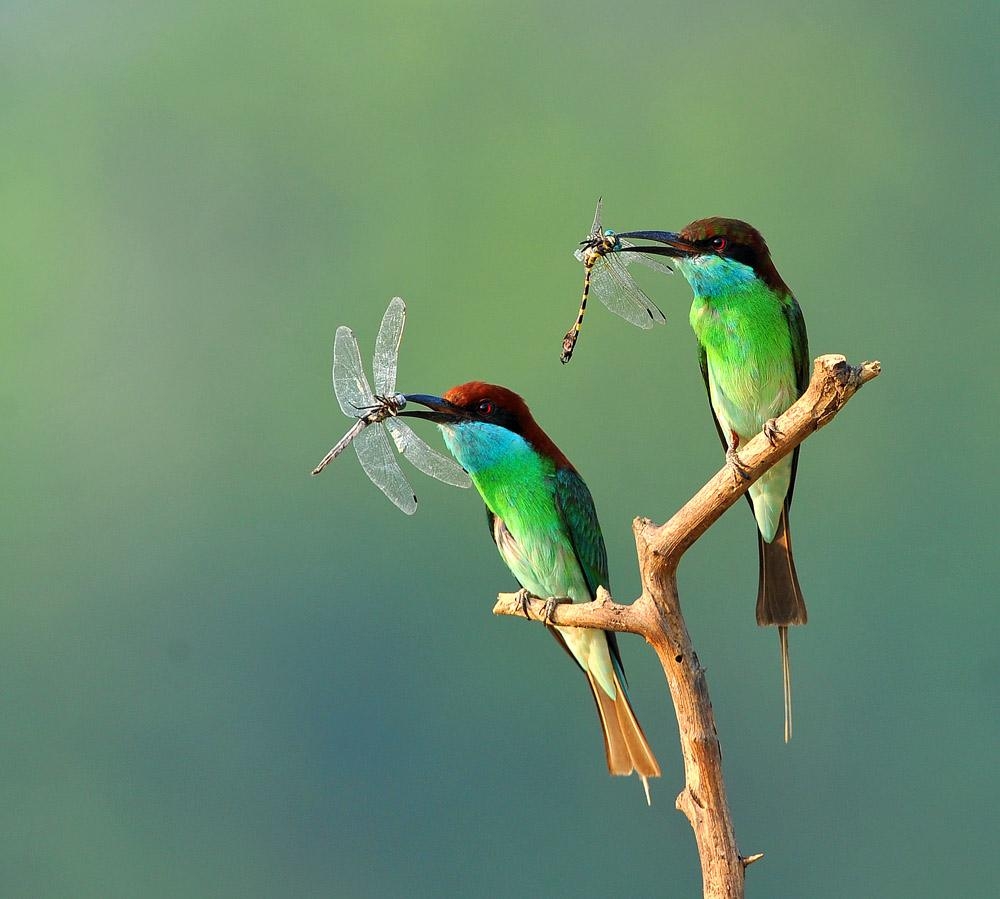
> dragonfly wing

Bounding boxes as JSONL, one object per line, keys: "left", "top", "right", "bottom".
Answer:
{"left": 373, "top": 296, "right": 405, "bottom": 396}
{"left": 611, "top": 254, "right": 668, "bottom": 324}
{"left": 575, "top": 198, "right": 608, "bottom": 261}
{"left": 352, "top": 422, "right": 417, "bottom": 515}
{"left": 589, "top": 257, "right": 664, "bottom": 329}
{"left": 333, "top": 326, "right": 375, "bottom": 417}
{"left": 385, "top": 419, "right": 471, "bottom": 488}
{"left": 589, "top": 197, "right": 604, "bottom": 239}
{"left": 617, "top": 238, "right": 675, "bottom": 276}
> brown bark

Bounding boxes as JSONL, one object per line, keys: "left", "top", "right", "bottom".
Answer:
{"left": 493, "top": 354, "right": 881, "bottom": 898}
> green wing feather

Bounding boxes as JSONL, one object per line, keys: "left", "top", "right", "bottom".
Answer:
{"left": 783, "top": 295, "right": 809, "bottom": 395}
{"left": 553, "top": 467, "right": 609, "bottom": 598}
{"left": 781, "top": 295, "right": 809, "bottom": 508}
{"left": 553, "top": 468, "right": 625, "bottom": 681}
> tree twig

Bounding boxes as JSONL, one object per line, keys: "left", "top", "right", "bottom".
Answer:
{"left": 493, "top": 354, "right": 881, "bottom": 898}
{"left": 492, "top": 586, "right": 650, "bottom": 636}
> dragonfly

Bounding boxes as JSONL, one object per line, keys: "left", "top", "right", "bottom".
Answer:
{"left": 311, "top": 297, "right": 471, "bottom": 514}
{"left": 561, "top": 198, "right": 674, "bottom": 364}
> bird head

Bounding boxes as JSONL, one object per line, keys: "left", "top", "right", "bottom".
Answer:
{"left": 400, "top": 382, "right": 571, "bottom": 472}
{"left": 616, "top": 218, "right": 788, "bottom": 297}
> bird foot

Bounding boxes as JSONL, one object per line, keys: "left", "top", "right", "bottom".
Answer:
{"left": 726, "top": 445, "right": 751, "bottom": 483}
{"left": 510, "top": 590, "right": 568, "bottom": 624}
{"left": 511, "top": 588, "right": 533, "bottom": 617}
{"left": 763, "top": 418, "right": 783, "bottom": 447}
{"left": 540, "top": 596, "right": 567, "bottom": 625}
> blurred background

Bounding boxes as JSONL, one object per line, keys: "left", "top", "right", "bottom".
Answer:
{"left": 2, "top": 1, "right": 996, "bottom": 896}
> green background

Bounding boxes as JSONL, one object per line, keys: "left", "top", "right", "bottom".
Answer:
{"left": 3, "top": 1, "right": 996, "bottom": 896}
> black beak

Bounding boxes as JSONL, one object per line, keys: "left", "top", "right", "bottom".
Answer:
{"left": 398, "top": 394, "right": 464, "bottom": 424}
{"left": 614, "top": 230, "right": 699, "bottom": 259}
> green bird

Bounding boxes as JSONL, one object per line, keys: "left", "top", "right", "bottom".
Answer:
{"left": 400, "top": 382, "right": 661, "bottom": 799}
{"left": 615, "top": 219, "right": 808, "bottom": 741}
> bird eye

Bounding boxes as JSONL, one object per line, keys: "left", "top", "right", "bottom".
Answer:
{"left": 477, "top": 400, "right": 495, "bottom": 415}
{"left": 711, "top": 236, "right": 727, "bottom": 252}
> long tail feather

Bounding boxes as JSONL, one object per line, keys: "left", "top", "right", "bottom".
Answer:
{"left": 780, "top": 626, "right": 792, "bottom": 743}
{"left": 757, "top": 507, "right": 806, "bottom": 741}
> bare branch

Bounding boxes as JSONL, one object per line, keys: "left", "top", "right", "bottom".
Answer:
{"left": 492, "top": 354, "right": 881, "bottom": 898}
{"left": 493, "top": 587, "right": 651, "bottom": 636}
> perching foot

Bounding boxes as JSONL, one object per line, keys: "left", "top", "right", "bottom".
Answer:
{"left": 726, "top": 445, "right": 751, "bottom": 482}
{"left": 540, "top": 596, "right": 564, "bottom": 625}
{"left": 512, "top": 588, "right": 532, "bottom": 617}
{"left": 763, "top": 418, "right": 783, "bottom": 447}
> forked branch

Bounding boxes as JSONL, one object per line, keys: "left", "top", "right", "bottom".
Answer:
{"left": 493, "top": 354, "right": 881, "bottom": 899}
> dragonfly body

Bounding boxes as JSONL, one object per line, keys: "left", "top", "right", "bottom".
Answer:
{"left": 402, "top": 383, "right": 660, "bottom": 800}
{"left": 311, "top": 393, "right": 406, "bottom": 476}
{"left": 561, "top": 200, "right": 672, "bottom": 363}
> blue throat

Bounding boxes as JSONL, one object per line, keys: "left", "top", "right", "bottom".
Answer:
{"left": 439, "top": 422, "right": 534, "bottom": 474}
{"left": 678, "top": 256, "right": 759, "bottom": 299}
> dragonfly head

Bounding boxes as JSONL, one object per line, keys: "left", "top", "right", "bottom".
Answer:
{"left": 355, "top": 393, "right": 407, "bottom": 421}
{"left": 577, "top": 229, "right": 622, "bottom": 266}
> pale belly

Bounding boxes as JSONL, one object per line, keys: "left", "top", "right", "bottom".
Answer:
{"left": 703, "top": 342, "right": 798, "bottom": 544}
{"left": 493, "top": 515, "right": 618, "bottom": 699}
{"left": 706, "top": 355, "right": 797, "bottom": 443}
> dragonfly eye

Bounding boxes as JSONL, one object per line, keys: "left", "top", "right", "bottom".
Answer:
{"left": 710, "top": 236, "right": 727, "bottom": 252}
{"left": 477, "top": 400, "right": 495, "bottom": 416}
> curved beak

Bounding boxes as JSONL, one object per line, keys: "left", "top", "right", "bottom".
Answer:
{"left": 614, "top": 230, "right": 699, "bottom": 258}
{"left": 398, "top": 393, "right": 464, "bottom": 424}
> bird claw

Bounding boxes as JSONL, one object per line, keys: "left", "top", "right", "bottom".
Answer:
{"left": 540, "top": 596, "right": 563, "bottom": 626}
{"left": 510, "top": 590, "right": 568, "bottom": 625}
{"left": 726, "top": 445, "right": 751, "bottom": 483}
{"left": 512, "top": 588, "right": 533, "bottom": 617}
{"left": 763, "top": 418, "right": 782, "bottom": 447}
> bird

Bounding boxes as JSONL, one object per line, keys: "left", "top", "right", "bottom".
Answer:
{"left": 613, "top": 219, "right": 809, "bottom": 742}
{"left": 400, "top": 382, "right": 661, "bottom": 799}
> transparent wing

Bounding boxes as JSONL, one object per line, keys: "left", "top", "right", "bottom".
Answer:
{"left": 617, "top": 238, "right": 675, "bottom": 276}
{"left": 352, "top": 422, "right": 417, "bottom": 515}
{"left": 588, "top": 197, "right": 604, "bottom": 239}
{"left": 333, "top": 326, "right": 375, "bottom": 417}
{"left": 385, "top": 418, "right": 472, "bottom": 488}
{"left": 589, "top": 254, "right": 667, "bottom": 329}
{"left": 373, "top": 296, "right": 405, "bottom": 396}
{"left": 574, "top": 198, "right": 607, "bottom": 261}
